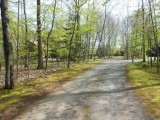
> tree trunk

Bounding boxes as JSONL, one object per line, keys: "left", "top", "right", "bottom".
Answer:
{"left": 68, "top": 18, "right": 76, "bottom": 68}
{"left": 16, "top": 0, "right": 20, "bottom": 79}
{"left": 148, "top": 0, "right": 159, "bottom": 72}
{"left": 73, "top": 0, "right": 87, "bottom": 63}
{"left": 23, "top": 0, "right": 29, "bottom": 68}
{"left": 90, "top": 31, "right": 99, "bottom": 60}
{"left": 46, "top": 0, "right": 57, "bottom": 69}
{"left": 142, "top": 0, "right": 146, "bottom": 62}
{"left": 1, "top": 0, "right": 14, "bottom": 89}
{"left": 37, "top": 0, "right": 44, "bottom": 69}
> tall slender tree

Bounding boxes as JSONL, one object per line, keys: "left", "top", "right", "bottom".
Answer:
{"left": 1, "top": 0, "right": 14, "bottom": 89}
{"left": 142, "top": 0, "right": 146, "bottom": 62}
{"left": 37, "top": 0, "right": 44, "bottom": 69}
{"left": 73, "top": 0, "right": 88, "bottom": 62}
{"left": 46, "top": 0, "right": 57, "bottom": 69}
{"left": 148, "top": 0, "right": 159, "bottom": 72}
{"left": 23, "top": 0, "right": 29, "bottom": 73}
{"left": 67, "top": 15, "right": 77, "bottom": 68}
{"left": 16, "top": 0, "right": 20, "bottom": 78}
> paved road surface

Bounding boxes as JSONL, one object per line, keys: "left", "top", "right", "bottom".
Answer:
{"left": 15, "top": 59, "right": 152, "bottom": 120}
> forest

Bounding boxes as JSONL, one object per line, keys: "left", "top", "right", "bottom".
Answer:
{"left": 0, "top": 0, "right": 121, "bottom": 89}
{"left": 0, "top": 0, "right": 160, "bottom": 120}
{"left": 0, "top": 0, "right": 160, "bottom": 89}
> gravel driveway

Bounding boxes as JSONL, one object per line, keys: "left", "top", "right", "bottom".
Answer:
{"left": 15, "top": 59, "right": 152, "bottom": 120}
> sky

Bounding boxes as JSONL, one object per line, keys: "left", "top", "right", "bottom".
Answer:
{"left": 107, "top": 0, "right": 141, "bottom": 19}
{"left": 11, "top": 0, "right": 144, "bottom": 17}
{"left": 10, "top": 0, "right": 146, "bottom": 19}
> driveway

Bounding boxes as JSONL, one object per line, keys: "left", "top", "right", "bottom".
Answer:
{"left": 15, "top": 59, "right": 152, "bottom": 120}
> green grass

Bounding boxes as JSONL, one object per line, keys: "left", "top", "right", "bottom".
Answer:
{"left": 126, "top": 63, "right": 160, "bottom": 119}
{"left": 0, "top": 86, "right": 33, "bottom": 110}
{"left": 0, "top": 60, "right": 102, "bottom": 112}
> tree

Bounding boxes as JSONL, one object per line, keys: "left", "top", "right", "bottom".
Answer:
{"left": 142, "top": 0, "right": 146, "bottom": 62}
{"left": 37, "top": 0, "right": 44, "bottom": 69}
{"left": 23, "top": 0, "right": 29, "bottom": 68}
{"left": 46, "top": 0, "right": 57, "bottom": 69}
{"left": 73, "top": 0, "right": 88, "bottom": 63}
{"left": 147, "top": 0, "right": 159, "bottom": 72}
{"left": 67, "top": 14, "right": 77, "bottom": 68}
{"left": 1, "top": 0, "right": 14, "bottom": 89}
{"left": 16, "top": 0, "right": 20, "bottom": 78}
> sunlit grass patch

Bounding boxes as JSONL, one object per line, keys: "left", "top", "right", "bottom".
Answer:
{"left": 0, "top": 86, "right": 33, "bottom": 111}
{"left": 0, "top": 59, "right": 102, "bottom": 112}
{"left": 126, "top": 63, "right": 160, "bottom": 119}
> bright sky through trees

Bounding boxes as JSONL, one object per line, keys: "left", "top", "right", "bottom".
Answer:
{"left": 108, "top": 0, "right": 141, "bottom": 18}
{"left": 10, "top": 0, "right": 141, "bottom": 19}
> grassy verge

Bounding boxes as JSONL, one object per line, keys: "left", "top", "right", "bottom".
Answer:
{"left": 0, "top": 60, "right": 102, "bottom": 120}
{"left": 126, "top": 63, "right": 160, "bottom": 119}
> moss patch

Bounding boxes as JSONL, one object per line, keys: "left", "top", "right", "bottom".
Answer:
{"left": 126, "top": 63, "right": 160, "bottom": 119}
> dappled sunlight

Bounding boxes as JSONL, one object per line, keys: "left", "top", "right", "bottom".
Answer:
{"left": 15, "top": 59, "right": 151, "bottom": 120}
{"left": 0, "top": 60, "right": 101, "bottom": 120}
{"left": 0, "top": 0, "right": 159, "bottom": 119}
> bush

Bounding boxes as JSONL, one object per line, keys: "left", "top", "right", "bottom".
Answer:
{"left": 134, "top": 62, "right": 149, "bottom": 69}
{"left": 134, "top": 62, "right": 142, "bottom": 66}
{"left": 141, "top": 62, "right": 148, "bottom": 68}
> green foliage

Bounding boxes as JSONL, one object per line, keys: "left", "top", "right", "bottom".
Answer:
{"left": 57, "top": 48, "right": 69, "bottom": 57}
{"left": 113, "top": 50, "right": 120, "bottom": 56}
{"left": 141, "top": 62, "right": 148, "bottom": 68}
{"left": 134, "top": 62, "right": 148, "bottom": 68}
